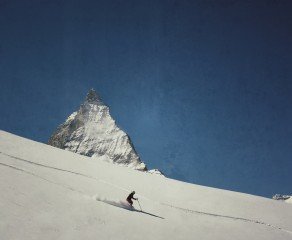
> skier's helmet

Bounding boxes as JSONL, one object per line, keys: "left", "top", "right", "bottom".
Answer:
{"left": 132, "top": 191, "right": 135, "bottom": 194}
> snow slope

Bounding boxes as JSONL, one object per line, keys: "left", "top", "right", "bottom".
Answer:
{"left": 1, "top": 130, "right": 292, "bottom": 240}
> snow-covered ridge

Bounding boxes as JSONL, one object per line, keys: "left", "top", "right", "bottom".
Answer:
{"left": 48, "top": 89, "right": 146, "bottom": 171}
{"left": 1, "top": 130, "right": 292, "bottom": 240}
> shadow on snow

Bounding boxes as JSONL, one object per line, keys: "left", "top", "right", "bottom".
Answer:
{"left": 95, "top": 197, "right": 164, "bottom": 219}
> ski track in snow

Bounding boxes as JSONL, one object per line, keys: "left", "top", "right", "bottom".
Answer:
{"left": 0, "top": 162, "right": 86, "bottom": 196}
{"left": 0, "top": 151, "right": 129, "bottom": 193}
{"left": 161, "top": 203, "right": 292, "bottom": 235}
{"left": 94, "top": 197, "right": 165, "bottom": 219}
{"left": 1, "top": 151, "right": 292, "bottom": 235}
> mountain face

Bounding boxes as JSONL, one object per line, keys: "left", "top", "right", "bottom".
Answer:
{"left": 48, "top": 89, "right": 147, "bottom": 171}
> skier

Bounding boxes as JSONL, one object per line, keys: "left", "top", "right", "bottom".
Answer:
{"left": 126, "top": 191, "right": 138, "bottom": 206}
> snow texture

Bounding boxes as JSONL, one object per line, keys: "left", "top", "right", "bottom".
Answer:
{"left": 1, "top": 130, "right": 292, "bottom": 240}
{"left": 48, "top": 89, "right": 146, "bottom": 171}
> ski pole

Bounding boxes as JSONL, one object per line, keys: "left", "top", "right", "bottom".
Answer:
{"left": 137, "top": 199, "right": 142, "bottom": 212}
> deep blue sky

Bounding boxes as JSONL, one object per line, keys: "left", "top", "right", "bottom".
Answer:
{"left": 0, "top": 0, "right": 291, "bottom": 197}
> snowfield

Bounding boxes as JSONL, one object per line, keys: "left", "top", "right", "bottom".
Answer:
{"left": 0, "top": 130, "right": 292, "bottom": 240}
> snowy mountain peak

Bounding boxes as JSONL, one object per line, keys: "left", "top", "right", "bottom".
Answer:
{"left": 85, "top": 88, "right": 103, "bottom": 104}
{"left": 48, "top": 90, "right": 147, "bottom": 171}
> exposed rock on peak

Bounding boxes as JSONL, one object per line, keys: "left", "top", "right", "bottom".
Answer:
{"left": 273, "top": 194, "right": 291, "bottom": 203}
{"left": 86, "top": 88, "right": 103, "bottom": 104}
{"left": 148, "top": 169, "right": 165, "bottom": 176}
{"left": 48, "top": 89, "right": 147, "bottom": 171}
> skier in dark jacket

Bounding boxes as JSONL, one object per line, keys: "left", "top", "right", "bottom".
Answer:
{"left": 126, "top": 191, "right": 138, "bottom": 206}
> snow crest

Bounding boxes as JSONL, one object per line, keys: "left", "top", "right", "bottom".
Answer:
{"left": 48, "top": 89, "right": 147, "bottom": 171}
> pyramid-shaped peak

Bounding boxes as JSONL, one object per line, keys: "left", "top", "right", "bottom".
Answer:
{"left": 48, "top": 88, "right": 147, "bottom": 171}
{"left": 86, "top": 89, "right": 103, "bottom": 104}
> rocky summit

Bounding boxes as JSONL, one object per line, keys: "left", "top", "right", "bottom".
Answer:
{"left": 48, "top": 89, "right": 147, "bottom": 171}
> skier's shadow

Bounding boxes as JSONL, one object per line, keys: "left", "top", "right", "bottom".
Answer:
{"left": 135, "top": 210, "right": 164, "bottom": 219}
